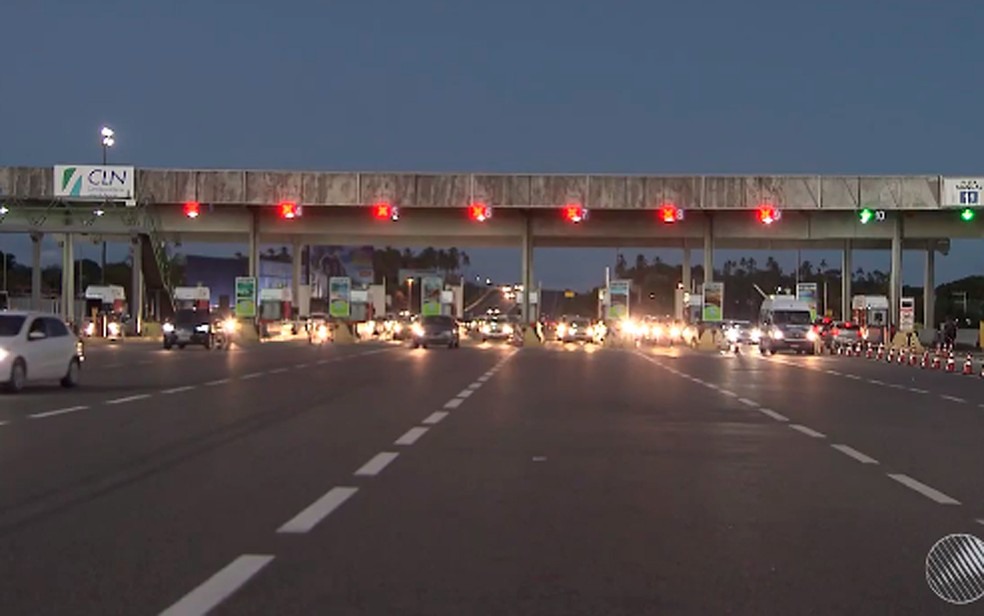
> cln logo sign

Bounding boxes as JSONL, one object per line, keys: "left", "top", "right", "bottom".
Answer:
{"left": 53, "top": 165, "right": 135, "bottom": 200}
{"left": 942, "top": 177, "right": 984, "bottom": 208}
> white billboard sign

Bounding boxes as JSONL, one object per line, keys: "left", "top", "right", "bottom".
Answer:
{"left": 54, "top": 165, "right": 135, "bottom": 200}
{"left": 941, "top": 177, "right": 984, "bottom": 208}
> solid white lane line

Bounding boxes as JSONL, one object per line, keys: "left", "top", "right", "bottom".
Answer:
{"left": 29, "top": 405, "right": 88, "bottom": 419}
{"left": 737, "top": 398, "right": 759, "bottom": 407}
{"left": 205, "top": 378, "right": 230, "bottom": 386}
{"left": 277, "top": 487, "right": 358, "bottom": 534}
{"left": 468, "top": 382, "right": 482, "bottom": 389}
{"left": 422, "top": 411, "right": 449, "bottom": 425}
{"left": 887, "top": 474, "right": 961, "bottom": 505}
{"left": 444, "top": 398, "right": 464, "bottom": 409}
{"left": 161, "top": 385, "right": 196, "bottom": 395}
{"left": 941, "top": 395, "right": 966, "bottom": 403}
{"left": 789, "top": 424, "right": 826, "bottom": 438}
{"left": 758, "top": 408, "right": 788, "bottom": 422}
{"left": 909, "top": 388, "right": 929, "bottom": 394}
{"left": 105, "top": 394, "right": 151, "bottom": 405}
{"left": 159, "top": 554, "right": 275, "bottom": 616}
{"left": 394, "top": 427, "right": 430, "bottom": 446}
{"left": 269, "top": 367, "right": 288, "bottom": 374}
{"left": 457, "top": 389, "right": 474, "bottom": 398}
{"left": 241, "top": 372, "right": 263, "bottom": 380}
{"left": 831, "top": 444, "right": 879, "bottom": 464}
{"left": 354, "top": 452, "right": 400, "bottom": 477}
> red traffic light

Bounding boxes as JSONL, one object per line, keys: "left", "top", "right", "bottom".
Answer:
{"left": 658, "top": 203, "right": 683, "bottom": 224}
{"left": 372, "top": 201, "right": 399, "bottom": 221}
{"left": 183, "top": 201, "right": 200, "bottom": 219}
{"left": 563, "top": 204, "right": 587, "bottom": 223}
{"left": 756, "top": 205, "right": 781, "bottom": 225}
{"left": 468, "top": 202, "right": 492, "bottom": 222}
{"left": 279, "top": 201, "right": 300, "bottom": 219}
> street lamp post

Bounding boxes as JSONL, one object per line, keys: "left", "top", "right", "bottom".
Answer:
{"left": 99, "top": 126, "right": 114, "bottom": 284}
{"left": 406, "top": 278, "right": 414, "bottom": 313}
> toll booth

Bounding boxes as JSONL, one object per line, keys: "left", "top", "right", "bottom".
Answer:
{"left": 0, "top": 291, "right": 8, "bottom": 311}
{"left": 173, "top": 286, "right": 211, "bottom": 311}
{"left": 83, "top": 285, "right": 127, "bottom": 338}
{"left": 852, "top": 295, "right": 890, "bottom": 343}
{"left": 259, "top": 287, "right": 293, "bottom": 336}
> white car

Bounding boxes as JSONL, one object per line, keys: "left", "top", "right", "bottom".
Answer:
{"left": 0, "top": 311, "right": 84, "bottom": 393}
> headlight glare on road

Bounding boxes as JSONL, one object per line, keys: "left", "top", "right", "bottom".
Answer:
{"left": 670, "top": 326, "right": 681, "bottom": 339}
{"left": 222, "top": 318, "right": 238, "bottom": 334}
{"left": 503, "top": 324, "right": 514, "bottom": 335}
{"left": 726, "top": 328, "right": 739, "bottom": 342}
{"left": 750, "top": 328, "right": 762, "bottom": 342}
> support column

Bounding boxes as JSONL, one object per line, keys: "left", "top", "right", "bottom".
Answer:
{"left": 31, "top": 232, "right": 43, "bottom": 311}
{"left": 682, "top": 244, "right": 692, "bottom": 293}
{"left": 521, "top": 211, "right": 534, "bottom": 324}
{"left": 841, "top": 240, "right": 852, "bottom": 321}
{"left": 291, "top": 237, "right": 303, "bottom": 317}
{"left": 247, "top": 208, "right": 259, "bottom": 280}
{"left": 130, "top": 236, "right": 143, "bottom": 335}
{"left": 924, "top": 245, "right": 935, "bottom": 330}
{"left": 61, "top": 233, "right": 75, "bottom": 322}
{"left": 703, "top": 214, "right": 714, "bottom": 284}
{"left": 890, "top": 216, "right": 903, "bottom": 327}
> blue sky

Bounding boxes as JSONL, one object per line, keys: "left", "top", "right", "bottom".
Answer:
{"left": 2, "top": 0, "right": 983, "bottom": 290}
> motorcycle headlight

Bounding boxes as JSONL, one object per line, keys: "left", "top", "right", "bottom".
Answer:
{"left": 806, "top": 330, "right": 818, "bottom": 341}
{"left": 481, "top": 325, "right": 491, "bottom": 334}
{"left": 726, "top": 328, "right": 739, "bottom": 342}
{"left": 223, "top": 318, "right": 238, "bottom": 333}
{"left": 670, "top": 327, "right": 681, "bottom": 339}
{"left": 84, "top": 322, "right": 96, "bottom": 336}
{"left": 195, "top": 324, "right": 210, "bottom": 333}
{"left": 162, "top": 323, "right": 175, "bottom": 333}
{"left": 556, "top": 325, "right": 567, "bottom": 336}
{"left": 771, "top": 329, "right": 784, "bottom": 339}
{"left": 108, "top": 322, "right": 120, "bottom": 335}
{"left": 750, "top": 328, "right": 762, "bottom": 341}
{"left": 503, "top": 324, "right": 514, "bottom": 335}
{"left": 412, "top": 323, "right": 424, "bottom": 337}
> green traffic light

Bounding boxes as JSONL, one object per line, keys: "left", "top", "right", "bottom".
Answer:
{"left": 961, "top": 208, "right": 976, "bottom": 222}
{"left": 859, "top": 208, "right": 873, "bottom": 224}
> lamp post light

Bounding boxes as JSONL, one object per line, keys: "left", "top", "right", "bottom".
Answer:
{"left": 99, "top": 126, "right": 114, "bottom": 283}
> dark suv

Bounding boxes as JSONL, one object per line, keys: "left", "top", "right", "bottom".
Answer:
{"left": 163, "top": 309, "right": 214, "bottom": 350}
{"left": 411, "top": 315, "right": 460, "bottom": 349}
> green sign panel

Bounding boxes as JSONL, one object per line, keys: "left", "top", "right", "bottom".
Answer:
{"left": 607, "top": 280, "right": 630, "bottom": 319}
{"left": 329, "top": 277, "right": 351, "bottom": 318}
{"left": 234, "top": 276, "right": 256, "bottom": 318}
{"left": 702, "top": 282, "right": 724, "bottom": 322}
{"left": 796, "top": 282, "right": 818, "bottom": 321}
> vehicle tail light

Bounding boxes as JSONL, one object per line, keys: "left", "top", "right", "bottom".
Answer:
{"left": 832, "top": 328, "right": 840, "bottom": 336}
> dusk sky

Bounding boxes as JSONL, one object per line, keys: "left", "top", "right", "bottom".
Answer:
{"left": 2, "top": 0, "right": 983, "bottom": 291}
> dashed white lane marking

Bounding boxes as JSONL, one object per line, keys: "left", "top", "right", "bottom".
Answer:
{"left": 0, "top": 420, "right": 8, "bottom": 427}
{"left": 161, "top": 385, "right": 196, "bottom": 395}
{"left": 316, "top": 359, "right": 328, "bottom": 365}
{"left": 205, "top": 378, "right": 230, "bottom": 386}
{"left": 294, "top": 363, "right": 309, "bottom": 369}
{"left": 831, "top": 444, "right": 879, "bottom": 464}
{"left": 457, "top": 389, "right": 474, "bottom": 398}
{"left": 159, "top": 554, "right": 275, "bottom": 616}
{"left": 105, "top": 394, "right": 152, "bottom": 405}
{"left": 468, "top": 382, "right": 482, "bottom": 390}
{"left": 422, "top": 411, "right": 449, "bottom": 425}
{"left": 706, "top": 383, "right": 719, "bottom": 390}
{"left": 887, "top": 474, "right": 961, "bottom": 505}
{"left": 394, "top": 427, "right": 430, "bottom": 446}
{"left": 753, "top": 405, "right": 794, "bottom": 428}
{"left": 354, "top": 452, "right": 400, "bottom": 477}
{"left": 277, "top": 487, "right": 358, "bottom": 534}
{"left": 909, "top": 388, "right": 929, "bottom": 394}
{"left": 886, "top": 383, "right": 906, "bottom": 390}
{"left": 269, "top": 367, "right": 288, "bottom": 374}
{"left": 789, "top": 424, "right": 826, "bottom": 438}
{"left": 976, "top": 519, "right": 984, "bottom": 526}
{"left": 867, "top": 379, "right": 884, "bottom": 385}
{"left": 444, "top": 398, "right": 464, "bottom": 409}
{"left": 737, "top": 398, "right": 759, "bottom": 407}
{"left": 845, "top": 374, "right": 861, "bottom": 380}
{"left": 241, "top": 372, "right": 263, "bottom": 380}
{"left": 941, "top": 395, "right": 966, "bottom": 403}
{"left": 29, "top": 405, "right": 88, "bottom": 419}
{"left": 720, "top": 390, "right": 738, "bottom": 397}
{"left": 825, "top": 369, "right": 841, "bottom": 375}
{"left": 477, "top": 376, "right": 490, "bottom": 382}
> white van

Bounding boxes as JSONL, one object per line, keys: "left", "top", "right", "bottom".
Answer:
{"left": 758, "top": 296, "right": 817, "bottom": 355}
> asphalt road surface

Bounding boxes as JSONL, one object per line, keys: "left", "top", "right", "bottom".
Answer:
{"left": 1, "top": 338, "right": 981, "bottom": 614}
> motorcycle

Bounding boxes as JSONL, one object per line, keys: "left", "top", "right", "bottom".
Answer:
{"left": 310, "top": 323, "right": 331, "bottom": 345}
{"left": 214, "top": 318, "right": 238, "bottom": 350}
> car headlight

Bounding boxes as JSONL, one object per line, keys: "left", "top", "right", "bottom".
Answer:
{"left": 750, "top": 328, "right": 762, "bottom": 341}
{"left": 771, "top": 329, "right": 784, "bottom": 339}
{"left": 481, "top": 325, "right": 491, "bottom": 334}
{"left": 806, "top": 330, "right": 818, "bottom": 341}
{"left": 163, "top": 323, "right": 175, "bottom": 333}
{"left": 108, "top": 322, "right": 121, "bottom": 335}
{"left": 195, "top": 324, "right": 210, "bottom": 333}
{"left": 84, "top": 322, "right": 95, "bottom": 336}
{"left": 670, "top": 327, "right": 681, "bottom": 339}
{"left": 503, "top": 324, "right": 514, "bottom": 335}
{"left": 0, "top": 348, "right": 8, "bottom": 362}
{"left": 556, "top": 325, "right": 567, "bottom": 336}
{"left": 222, "top": 318, "right": 238, "bottom": 334}
{"left": 412, "top": 323, "right": 424, "bottom": 337}
{"left": 726, "top": 328, "right": 739, "bottom": 342}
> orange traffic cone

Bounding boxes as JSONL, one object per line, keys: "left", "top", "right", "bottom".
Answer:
{"left": 886, "top": 347, "right": 894, "bottom": 362}
{"left": 877, "top": 344, "right": 885, "bottom": 360}
{"left": 921, "top": 351, "right": 930, "bottom": 369}
{"left": 963, "top": 354, "right": 974, "bottom": 375}
{"left": 946, "top": 352, "right": 956, "bottom": 372}
{"left": 898, "top": 348, "right": 906, "bottom": 364}
{"left": 909, "top": 349, "right": 918, "bottom": 366}
{"left": 866, "top": 344, "right": 874, "bottom": 359}
{"left": 932, "top": 353, "right": 942, "bottom": 370}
